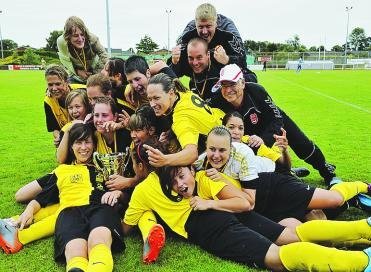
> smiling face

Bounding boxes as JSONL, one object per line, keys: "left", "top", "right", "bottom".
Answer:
{"left": 187, "top": 42, "right": 210, "bottom": 74}
{"left": 130, "top": 128, "right": 153, "bottom": 145}
{"left": 46, "top": 75, "right": 69, "bottom": 100}
{"left": 70, "top": 26, "right": 85, "bottom": 49}
{"left": 206, "top": 133, "right": 231, "bottom": 170}
{"left": 72, "top": 135, "right": 94, "bottom": 164}
{"left": 147, "top": 83, "right": 174, "bottom": 116}
{"left": 126, "top": 70, "right": 149, "bottom": 97}
{"left": 196, "top": 19, "right": 216, "bottom": 43}
{"left": 171, "top": 167, "right": 196, "bottom": 199}
{"left": 67, "top": 96, "right": 87, "bottom": 121}
{"left": 93, "top": 103, "right": 115, "bottom": 133}
{"left": 225, "top": 116, "right": 244, "bottom": 143}
{"left": 220, "top": 80, "right": 245, "bottom": 107}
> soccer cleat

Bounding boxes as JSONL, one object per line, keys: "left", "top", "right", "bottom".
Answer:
{"left": 291, "top": 167, "right": 310, "bottom": 178}
{"left": 0, "top": 219, "right": 22, "bottom": 254}
{"left": 143, "top": 224, "right": 166, "bottom": 264}
{"left": 327, "top": 176, "right": 343, "bottom": 189}
{"left": 357, "top": 194, "right": 371, "bottom": 213}
{"left": 364, "top": 247, "right": 371, "bottom": 272}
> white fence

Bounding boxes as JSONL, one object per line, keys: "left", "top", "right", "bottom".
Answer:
{"left": 285, "top": 61, "right": 334, "bottom": 70}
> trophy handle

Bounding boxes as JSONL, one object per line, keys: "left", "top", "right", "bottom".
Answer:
{"left": 93, "top": 152, "right": 104, "bottom": 171}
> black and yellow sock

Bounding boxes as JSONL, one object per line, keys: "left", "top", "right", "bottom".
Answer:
{"left": 87, "top": 244, "right": 113, "bottom": 272}
{"left": 331, "top": 181, "right": 368, "bottom": 204}
{"left": 138, "top": 210, "right": 157, "bottom": 241}
{"left": 296, "top": 218, "right": 371, "bottom": 243}
{"left": 280, "top": 242, "right": 368, "bottom": 271}
{"left": 66, "top": 256, "right": 88, "bottom": 272}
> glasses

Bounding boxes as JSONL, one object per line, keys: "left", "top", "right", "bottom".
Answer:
{"left": 221, "top": 81, "right": 238, "bottom": 88}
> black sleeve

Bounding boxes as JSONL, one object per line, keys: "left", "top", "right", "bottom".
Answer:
{"left": 34, "top": 173, "right": 60, "bottom": 207}
{"left": 44, "top": 102, "right": 60, "bottom": 132}
{"left": 159, "top": 66, "right": 177, "bottom": 79}
{"left": 249, "top": 84, "right": 283, "bottom": 145}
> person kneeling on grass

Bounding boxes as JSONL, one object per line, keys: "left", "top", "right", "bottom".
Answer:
{"left": 123, "top": 151, "right": 371, "bottom": 271}
{"left": 0, "top": 123, "right": 124, "bottom": 272}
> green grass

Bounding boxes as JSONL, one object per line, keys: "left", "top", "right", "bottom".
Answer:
{"left": 0, "top": 69, "right": 370, "bottom": 271}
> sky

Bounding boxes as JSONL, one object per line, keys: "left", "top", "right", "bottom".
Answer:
{"left": 1, "top": 0, "right": 370, "bottom": 51}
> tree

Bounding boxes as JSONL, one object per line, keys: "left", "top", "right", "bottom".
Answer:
{"left": 2, "top": 39, "right": 18, "bottom": 50}
{"left": 45, "top": 30, "right": 63, "bottom": 52}
{"left": 136, "top": 35, "right": 159, "bottom": 54}
{"left": 286, "top": 34, "right": 301, "bottom": 51}
{"left": 349, "top": 27, "right": 367, "bottom": 51}
{"left": 331, "top": 45, "right": 343, "bottom": 52}
{"left": 243, "top": 40, "right": 258, "bottom": 52}
{"left": 22, "top": 48, "right": 40, "bottom": 65}
{"left": 309, "top": 46, "right": 317, "bottom": 52}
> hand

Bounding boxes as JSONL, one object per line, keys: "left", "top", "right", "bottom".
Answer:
{"left": 248, "top": 135, "right": 264, "bottom": 148}
{"left": 143, "top": 144, "right": 168, "bottom": 167}
{"left": 101, "top": 120, "right": 122, "bottom": 133}
{"left": 213, "top": 45, "right": 229, "bottom": 65}
{"left": 273, "top": 128, "right": 288, "bottom": 151}
{"left": 106, "top": 174, "right": 131, "bottom": 190}
{"left": 158, "top": 131, "right": 170, "bottom": 143}
{"left": 205, "top": 168, "right": 222, "bottom": 181}
{"left": 190, "top": 196, "right": 211, "bottom": 211}
{"left": 117, "top": 110, "right": 131, "bottom": 129}
{"left": 17, "top": 210, "right": 34, "bottom": 230}
{"left": 124, "top": 85, "right": 136, "bottom": 106}
{"left": 171, "top": 45, "right": 181, "bottom": 65}
{"left": 53, "top": 135, "right": 61, "bottom": 147}
{"left": 83, "top": 113, "right": 93, "bottom": 124}
{"left": 76, "top": 69, "right": 92, "bottom": 80}
{"left": 101, "top": 190, "right": 122, "bottom": 206}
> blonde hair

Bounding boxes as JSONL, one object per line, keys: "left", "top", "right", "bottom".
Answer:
{"left": 63, "top": 16, "right": 90, "bottom": 44}
{"left": 65, "top": 89, "right": 90, "bottom": 120}
{"left": 195, "top": 3, "right": 217, "bottom": 23}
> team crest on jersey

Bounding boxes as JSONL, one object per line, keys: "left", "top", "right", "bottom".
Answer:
{"left": 250, "top": 113, "right": 258, "bottom": 124}
{"left": 70, "top": 174, "right": 83, "bottom": 183}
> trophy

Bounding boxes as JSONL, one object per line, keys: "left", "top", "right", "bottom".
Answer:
{"left": 93, "top": 148, "right": 129, "bottom": 189}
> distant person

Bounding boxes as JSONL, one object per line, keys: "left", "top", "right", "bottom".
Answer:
{"left": 57, "top": 16, "right": 108, "bottom": 84}
{"left": 262, "top": 61, "right": 267, "bottom": 72}
{"left": 40, "top": 58, "right": 46, "bottom": 70}
{"left": 210, "top": 64, "right": 340, "bottom": 186}
{"left": 170, "top": 3, "right": 257, "bottom": 83}
{"left": 296, "top": 57, "right": 303, "bottom": 73}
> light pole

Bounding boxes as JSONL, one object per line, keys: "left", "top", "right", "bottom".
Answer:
{"left": 105, "top": 0, "right": 111, "bottom": 57}
{"left": 0, "top": 10, "right": 4, "bottom": 59}
{"left": 166, "top": 9, "right": 172, "bottom": 52}
{"left": 344, "top": 6, "right": 353, "bottom": 64}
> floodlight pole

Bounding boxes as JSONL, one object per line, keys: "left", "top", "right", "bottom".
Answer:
{"left": 344, "top": 6, "right": 353, "bottom": 64}
{"left": 0, "top": 10, "right": 4, "bottom": 59}
{"left": 106, "top": 0, "right": 111, "bottom": 57}
{"left": 166, "top": 9, "right": 172, "bottom": 52}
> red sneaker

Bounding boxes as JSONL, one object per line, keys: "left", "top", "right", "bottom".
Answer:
{"left": 0, "top": 219, "right": 23, "bottom": 254}
{"left": 142, "top": 224, "right": 166, "bottom": 264}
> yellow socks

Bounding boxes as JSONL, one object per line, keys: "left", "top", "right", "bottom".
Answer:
{"left": 33, "top": 204, "right": 59, "bottom": 222}
{"left": 87, "top": 244, "right": 113, "bottom": 272}
{"left": 331, "top": 181, "right": 368, "bottom": 204}
{"left": 138, "top": 210, "right": 157, "bottom": 241}
{"left": 18, "top": 214, "right": 56, "bottom": 245}
{"left": 296, "top": 218, "right": 371, "bottom": 243}
{"left": 66, "top": 256, "right": 88, "bottom": 272}
{"left": 279, "top": 242, "right": 368, "bottom": 271}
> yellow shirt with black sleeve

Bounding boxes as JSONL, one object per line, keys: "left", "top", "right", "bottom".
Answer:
{"left": 172, "top": 91, "right": 225, "bottom": 149}
{"left": 241, "top": 135, "right": 282, "bottom": 162}
{"left": 124, "top": 170, "right": 226, "bottom": 238}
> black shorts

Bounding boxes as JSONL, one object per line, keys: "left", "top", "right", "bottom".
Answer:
{"left": 247, "top": 172, "right": 315, "bottom": 222}
{"left": 185, "top": 210, "right": 276, "bottom": 268}
{"left": 54, "top": 204, "right": 125, "bottom": 262}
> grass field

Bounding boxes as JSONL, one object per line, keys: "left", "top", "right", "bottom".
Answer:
{"left": 0, "top": 69, "right": 370, "bottom": 271}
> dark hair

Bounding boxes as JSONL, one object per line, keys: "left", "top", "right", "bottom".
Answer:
{"left": 45, "top": 64, "right": 68, "bottom": 81}
{"left": 125, "top": 55, "right": 149, "bottom": 75}
{"left": 66, "top": 123, "right": 96, "bottom": 164}
{"left": 128, "top": 104, "right": 157, "bottom": 132}
{"left": 207, "top": 125, "right": 232, "bottom": 146}
{"left": 92, "top": 96, "right": 119, "bottom": 115}
{"left": 148, "top": 73, "right": 187, "bottom": 93}
{"left": 105, "top": 58, "right": 128, "bottom": 84}
{"left": 158, "top": 165, "right": 192, "bottom": 202}
{"left": 132, "top": 138, "right": 161, "bottom": 173}
{"left": 86, "top": 73, "right": 113, "bottom": 95}
{"left": 222, "top": 111, "right": 244, "bottom": 126}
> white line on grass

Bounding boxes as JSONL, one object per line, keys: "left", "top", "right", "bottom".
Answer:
{"left": 272, "top": 75, "right": 371, "bottom": 114}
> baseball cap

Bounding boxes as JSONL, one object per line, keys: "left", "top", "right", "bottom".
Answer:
{"left": 217, "top": 64, "right": 243, "bottom": 84}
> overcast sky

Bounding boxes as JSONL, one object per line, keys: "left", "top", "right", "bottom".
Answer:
{"left": 1, "top": 0, "right": 370, "bottom": 51}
